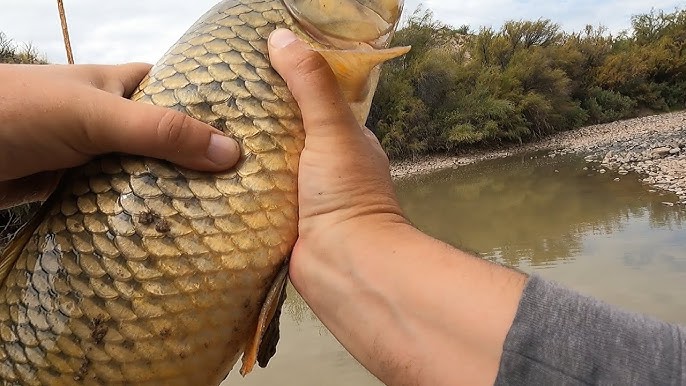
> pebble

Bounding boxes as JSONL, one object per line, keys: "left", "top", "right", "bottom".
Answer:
{"left": 545, "top": 112, "right": 686, "bottom": 203}
{"left": 652, "top": 147, "right": 672, "bottom": 156}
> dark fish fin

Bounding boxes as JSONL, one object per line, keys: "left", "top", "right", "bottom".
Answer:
{"left": 256, "top": 277, "right": 287, "bottom": 369}
{"left": 0, "top": 186, "right": 61, "bottom": 287}
{"left": 240, "top": 262, "right": 289, "bottom": 376}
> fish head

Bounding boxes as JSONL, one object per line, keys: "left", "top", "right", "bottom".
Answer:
{"left": 284, "top": 0, "right": 410, "bottom": 123}
{"left": 284, "top": 0, "right": 404, "bottom": 48}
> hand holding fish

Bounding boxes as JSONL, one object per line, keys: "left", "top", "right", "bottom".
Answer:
{"left": 267, "top": 29, "right": 408, "bottom": 249}
{"left": 0, "top": 0, "right": 413, "bottom": 382}
{"left": 0, "top": 63, "right": 241, "bottom": 208}
{"left": 0, "top": 0, "right": 681, "bottom": 381}
{"left": 268, "top": 29, "right": 528, "bottom": 386}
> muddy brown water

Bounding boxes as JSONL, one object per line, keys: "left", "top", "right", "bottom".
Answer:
{"left": 225, "top": 152, "right": 686, "bottom": 385}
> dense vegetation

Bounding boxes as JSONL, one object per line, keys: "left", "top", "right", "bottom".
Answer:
{"left": 369, "top": 8, "right": 686, "bottom": 159}
{"left": 0, "top": 32, "right": 46, "bottom": 64}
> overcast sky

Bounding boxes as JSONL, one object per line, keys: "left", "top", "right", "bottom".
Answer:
{"left": 1, "top": 0, "right": 682, "bottom": 64}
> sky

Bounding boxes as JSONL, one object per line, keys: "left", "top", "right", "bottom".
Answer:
{"left": 0, "top": 0, "right": 683, "bottom": 65}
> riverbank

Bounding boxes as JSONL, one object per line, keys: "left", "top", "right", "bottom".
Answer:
{"left": 390, "top": 111, "right": 686, "bottom": 203}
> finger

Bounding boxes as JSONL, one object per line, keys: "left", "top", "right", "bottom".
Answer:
{"left": 77, "top": 63, "right": 153, "bottom": 97}
{"left": 362, "top": 128, "right": 391, "bottom": 168}
{"left": 38, "top": 64, "right": 151, "bottom": 96}
{"left": 79, "top": 90, "right": 241, "bottom": 172}
{"left": 363, "top": 127, "right": 385, "bottom": 153}
{"left": 268, "top": 29, "right": 360, "bottom": 138}
{"left": 108, "top": 63, "right": 153, "bottom": 97}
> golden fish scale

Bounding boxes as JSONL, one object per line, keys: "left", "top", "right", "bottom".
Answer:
{"left": 0, "top": 0, "right": 313, "bottom": 384}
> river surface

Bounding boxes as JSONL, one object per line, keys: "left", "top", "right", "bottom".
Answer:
{"left": 225, "top": 153, "right": 686, "bottom": 385}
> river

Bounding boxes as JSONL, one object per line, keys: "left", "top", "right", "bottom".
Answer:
{"left": 225, "top": 152, "right": 686, "bottom": 385}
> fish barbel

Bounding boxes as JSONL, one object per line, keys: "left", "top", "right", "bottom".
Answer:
{"left": 0, "top": 0, "right": 408, "bottom": 384}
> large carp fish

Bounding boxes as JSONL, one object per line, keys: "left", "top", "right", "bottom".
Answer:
{"left": 0, "top": 0, "right": 408, "bottom": 384}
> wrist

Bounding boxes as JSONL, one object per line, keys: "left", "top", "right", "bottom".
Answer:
{"left": 290, "top": 212, "right": 415, "bottom": 293}
{"left": 296, "top": 208, "right": 411, "bottom": 260}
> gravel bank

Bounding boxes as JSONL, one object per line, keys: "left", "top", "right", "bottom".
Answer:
{"left": 390, "top": 111, "right": 686, "bottom": 203}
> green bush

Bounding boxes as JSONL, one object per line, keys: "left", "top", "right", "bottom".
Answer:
{"left": 369, "top": 8, "right": 686, "bottom": 159}
{"left": 583, "top": 87, "right": 637, "bottom": 123}
{"left": 0, "top": 32, "right": 46, "bottom": 64}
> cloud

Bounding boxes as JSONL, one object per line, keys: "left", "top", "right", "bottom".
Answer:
{"left": 1, "top": 0, "right": 218, "bottom": 64}
{"left": 404, "top": 0, "right": 682, "bottom": 34}
{"left": 0, "top": 0, "right": 682, "bottom": 64}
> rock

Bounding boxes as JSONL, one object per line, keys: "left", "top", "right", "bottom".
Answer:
{"left": 662, "top": 202, "right": 675, "bottom": 207}
{"left": 652, "top": 147, "right": 672, "bottom": 157}
{"left": 614, "top": 178, "right": 621, "bottom": 182}
{"left": 670, "top": 148, "right": 681, "bottom": 155}
{"left": 599, "top": 169, "right": 606, "bottom": 174}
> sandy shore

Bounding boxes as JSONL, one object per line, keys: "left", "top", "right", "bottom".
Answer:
{"left": 390, "top": 111, "right": 686, "bottom": 203}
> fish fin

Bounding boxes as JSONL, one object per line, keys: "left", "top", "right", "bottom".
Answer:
{"left": 239, "top": 262, "right": 289, "bottom": 376}
{"left": 256, "top": 275, "right": 287, "bottom": 368}
{"left": 0, "top": 188, "right": 60, "bottom": 287}
{"left": 316, "top": 46, "right": 411, "bottom": 102}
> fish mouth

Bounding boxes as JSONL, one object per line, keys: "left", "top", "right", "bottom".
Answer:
{"left": 284, "top": 0, "right": 404, "bottom": 49}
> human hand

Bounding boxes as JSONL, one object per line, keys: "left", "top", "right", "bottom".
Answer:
{"left": 0, "top": 63, "right": 241, "bottom": 208}
{"left": 267, "top": 29, "right": 409, "bottom": 275}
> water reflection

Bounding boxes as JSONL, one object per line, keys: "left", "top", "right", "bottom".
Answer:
{"left": 396, "top": 153, "right": 685, "bottom": 267}
{"left": 281, "top": 284, "right": 328, "bottom": 333}
{"left": 397, "top": 153, "right": 686, "bottom": 324}
{"left": 224, "top": 283, "right": 381, "bottom": 386}
{"left": 225, "top": 152, "right": 686, "bottom": 384}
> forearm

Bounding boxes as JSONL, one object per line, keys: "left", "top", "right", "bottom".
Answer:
{"left": 290, "top": 220, "right": 527, "bottom": 385}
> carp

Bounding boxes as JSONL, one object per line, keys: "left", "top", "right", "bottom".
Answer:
{"left": 0, "top": 0, "right": 408, "bottom": 384}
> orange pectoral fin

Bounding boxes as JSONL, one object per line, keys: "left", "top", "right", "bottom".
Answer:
{"left": 316, "top": 46, "right": 411, "bottom": 103}
{"left": 240, "top": 262, "right": 289, "bottom": 376}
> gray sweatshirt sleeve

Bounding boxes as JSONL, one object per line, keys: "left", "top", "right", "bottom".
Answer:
{"left": 495, "top": 275, "right": 686, "bottom": 385}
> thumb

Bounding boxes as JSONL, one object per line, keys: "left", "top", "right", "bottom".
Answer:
{"left": 268, "top": 28, "right": 359, "bottom": 138}
{"left": 81, "top": 91, "right": 241, "bottom": 172}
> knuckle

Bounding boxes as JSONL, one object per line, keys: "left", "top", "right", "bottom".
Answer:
{"left": 157, "top": 109, "right": 189, "bottom": 151}
{"left": 102, "top": 79, "right": 126, "bottom": 96}
{"left": 293, "top": 52, "right": 331, "bottom": 81}
{"left": 85, "top": 65, "right": 108, "bottom": 90}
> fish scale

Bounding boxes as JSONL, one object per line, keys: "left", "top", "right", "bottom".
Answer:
{"left": 0, "top": 0, "right": 312, "bottom": 384}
